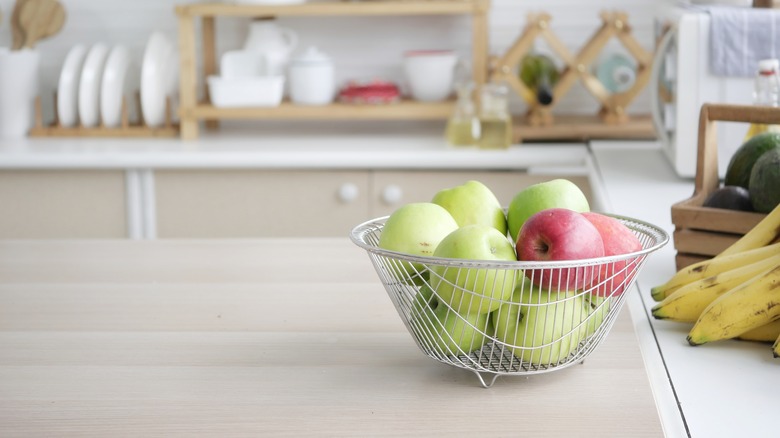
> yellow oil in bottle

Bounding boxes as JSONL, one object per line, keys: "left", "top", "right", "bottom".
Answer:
{"left": 445, "top": 81, "right": 478, "bottom": 147}
{"left": 477, "top": 83, "right": 512, "bottom": 149}
{"left": 744, "top": 123, "right": 780, "bottom": 141}
{"left": 744, "top": 60, "right": 780, "bottom": 141}
{"left": 446, "top": 119, "right": 478, "bottom": 146}
{"left": 478, "top": 117, "right": 511, "bottom": 149}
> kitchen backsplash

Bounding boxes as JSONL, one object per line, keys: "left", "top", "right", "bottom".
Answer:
{"left": 0, "top": 0, "right": 670, "bottom": 122}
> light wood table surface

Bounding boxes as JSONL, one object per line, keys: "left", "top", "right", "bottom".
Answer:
{"left": 0, "top": 239, "right": 664, "bottom": 436}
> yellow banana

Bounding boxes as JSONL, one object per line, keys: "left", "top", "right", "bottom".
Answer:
{"left": 718, "top": 202, "right": 780, "bottom": 258}
{"left": 774, "top": 334, "right": 780, "bottom": 358}
{"left": 650, "top": 241, "right": 780, "bottom": 302}
{"left": 736, "top": 320, "right": 780, "bottom": 343}
{"left": 651, "top": 252, "right": 780, "bottom": 322}
{"left": 687, "top": 265, "right": 780, "bottom": 345}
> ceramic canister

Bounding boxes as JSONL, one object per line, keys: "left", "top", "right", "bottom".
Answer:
{"left": 288, "top": 46, "right": 335, "bottom": 106}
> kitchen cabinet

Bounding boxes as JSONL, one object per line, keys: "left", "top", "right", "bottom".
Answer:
{"left": 174, "top": 0, "right": 490, "bottom": 139}
{"left": 154, "top": 169, "right": 592, "bottom": 238}
{"left": 0, "top": 138, "right": 591, "bottom": 239}
{"left": 0, "top": 170, "right": 128, "bottom": 239}
{"left": 154, "top": 169, "right": 371, "bottom": 238}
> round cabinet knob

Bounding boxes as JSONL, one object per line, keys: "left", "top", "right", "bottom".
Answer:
{"left": 382, "top": 184, "right": 403, "bottom": 205}
{"left": 338, "top": 183, "right": 359, "bottom": 203}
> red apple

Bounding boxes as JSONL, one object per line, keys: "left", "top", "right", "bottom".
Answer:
{"left": 582, "top": 212, "right": 643, "bottom": 297}
{"left": 516, "top": 208, "right": 605, "bottom": 290}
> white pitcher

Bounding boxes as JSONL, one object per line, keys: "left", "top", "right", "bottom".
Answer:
{"left": 243, "top": 18, "right": 298, "bottom": 76}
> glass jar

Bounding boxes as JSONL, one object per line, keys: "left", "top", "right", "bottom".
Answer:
{"left": 445, "top": 81, "right": 479, "bottom": 147}
{"left": 745, "top": 58, "right": 780, "bottom": 141}
{"left": 478, "top": 83, "right": 512, "bottom": 149}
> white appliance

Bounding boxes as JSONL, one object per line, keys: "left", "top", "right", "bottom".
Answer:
{"left": 651, "top": 6, "right": 755, "bottom": 178}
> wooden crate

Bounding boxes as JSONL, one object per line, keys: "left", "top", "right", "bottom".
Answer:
{"left": 670, "top": 104, "right": 777, "bottom": 269}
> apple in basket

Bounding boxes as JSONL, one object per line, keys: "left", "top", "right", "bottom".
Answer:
{"left": 516, "top": 208, "right": 605, "bottom": 291}
{"left": 431, "top": 180, "right": 508, "bottom": 235}
{"left": 583, "top": 295, "right": 610, "bottom": 337}
{"left": 581, "top": 212, "right": 643, "bottom": 297}
{"left": 507, "top": 178, "right": 591, "bottom": 242}
{"left": 378, "top": 202, "right": 459, "bottom": 285}
{"left": 492, "top": 281, "right": 590, "bottom": 365}
{"left": 430, "top": 224, "right": 517, "bottom": 315}
{"left": 410, "top": 285, "right": 491, "bottom": 355}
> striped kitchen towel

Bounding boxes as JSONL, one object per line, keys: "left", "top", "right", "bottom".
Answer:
{"left": 703, "top": 5, "right": 780, "bottom": 77}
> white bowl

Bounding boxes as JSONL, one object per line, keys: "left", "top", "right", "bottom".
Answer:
{"left": 208, "top": 75, "right": 284, "bottom": 107}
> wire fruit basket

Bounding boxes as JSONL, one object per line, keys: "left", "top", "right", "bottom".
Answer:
{"left": 351, "top": 214, "right": 668, "bottom": 388}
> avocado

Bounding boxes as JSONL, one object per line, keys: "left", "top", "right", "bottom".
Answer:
{"left": 702, "top": 185, "right": 754, "bottom": 211}
{"left": 724, "top": 132, "right": 780, "bottom": 189}
{"left": 748, "top": 148, "right": 780, "bottom": 213}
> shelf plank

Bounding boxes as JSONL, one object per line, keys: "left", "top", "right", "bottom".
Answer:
{"left": 29, "top": 126, "right": 179, "bottom": 138}
{"left": 513, "top": 114, "right": 657, "bottom": 142}
{"left": 191, "top": 100, "right": 454, "bottom": 120}
{"left": 175, "top": 1, "right": 488, "bottom": 17}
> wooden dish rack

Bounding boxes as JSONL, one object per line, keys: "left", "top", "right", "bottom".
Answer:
{"left": 670, "top": 104, "right": 775, "bottom": 270}
{"left": 489, "top": 11, "right": 656, "bottom": 143}
{"left": 29, "top": 93, "right": 179, "bottom": 138}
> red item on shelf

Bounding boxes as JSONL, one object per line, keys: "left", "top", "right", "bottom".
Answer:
{"left": 338, "top": 80, "right": 400, "bottom": 104}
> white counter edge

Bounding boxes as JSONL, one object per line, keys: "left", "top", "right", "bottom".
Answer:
{"left": 590, "top": 141, "right": 689, "bottom": 438}
{"left": 0, "top": 136, "right": 589, "bottom": 170}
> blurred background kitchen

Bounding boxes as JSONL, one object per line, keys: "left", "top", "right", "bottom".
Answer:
{"left": 0, "top": 0, "right": 776, "bottom": 241}
{"left": 0, "top": 0, "right": 662, "bottom": 124}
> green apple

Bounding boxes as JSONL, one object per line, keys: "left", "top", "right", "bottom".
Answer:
{"left": 379, "top": 202, "right": 459, "bottom": 284}
{"left": 432, "top": 180, "right": 507, "bottom": 235}
{"left": 410, "top": 285, "right": 491, "bottom": 355}
{"left": 492, "top": 282, "right": 590, "bottom": 365}
{"left": 507, "top": 179, "right": 590, "bottom": 241}
{"left": 583, "top": 295, "right": 610, "bottom": 338}
{"left": 430, "top": 224, "right": 518, "bottom": 315}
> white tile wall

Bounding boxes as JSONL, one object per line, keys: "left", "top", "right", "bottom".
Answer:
{"left": 0, "top": 0, "right": 673, "bottom": 122}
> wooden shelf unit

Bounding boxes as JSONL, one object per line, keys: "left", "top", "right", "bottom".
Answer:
{"left": 191, "top": 99, "right": 455, "bottom": 120}
{"left": 175, "top": 0, "right": 491, "bottom": 140}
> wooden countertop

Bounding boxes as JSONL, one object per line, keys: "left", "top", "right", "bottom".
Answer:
{"left": 0, "top": 239, "right": 664, "bottom": 436}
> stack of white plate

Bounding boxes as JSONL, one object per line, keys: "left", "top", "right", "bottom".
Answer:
{"left": 56, "top": 31, "right": 178, "bottom": 129}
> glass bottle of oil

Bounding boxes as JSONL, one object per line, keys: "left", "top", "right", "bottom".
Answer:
{"left": 478, "top": 83, "right": 512, "bottom": 149}
{"left": 745, "top": 58, "right": 780, "bottom": 141}
{"left": 445, "top": 81, "right": 479, "bottom": 147}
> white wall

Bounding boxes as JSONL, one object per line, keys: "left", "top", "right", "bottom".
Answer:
{"left": 0, "top": 0, "right": 673, "bottom": 122}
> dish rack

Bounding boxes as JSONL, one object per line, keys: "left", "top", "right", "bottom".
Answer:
{"left": 351, "top": 214, "right": 668, "bottom": 388}
{"left": 670, "top": 104, "right": 776, "bottom": 269}
{"left": 29, "top": 92, "right": 179, "bottom": 138}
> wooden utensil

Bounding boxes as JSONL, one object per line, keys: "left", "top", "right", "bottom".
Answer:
{"left": 10, "top": 0, "right": 31, "bottom": 50}
{"left": 18, "top": 0, "right": 65, "bottom": 49}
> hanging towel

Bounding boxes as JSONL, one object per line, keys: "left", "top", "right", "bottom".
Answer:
{"left": 699, "top": 5, "right": 780, "bottom": 77}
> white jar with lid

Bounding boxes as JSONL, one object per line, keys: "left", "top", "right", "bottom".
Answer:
{"left": 288, "top": 46, "right": 335, "bottom": 106}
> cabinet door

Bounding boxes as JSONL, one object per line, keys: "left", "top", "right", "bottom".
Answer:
{"left": 0, "top": 170, "right": 128, "bottom": 239}
{"left": 154, "top": 170, "right": 370, "bottom": 238}
{"left": 370, "top": 170, "right": 593, "bottom": 218}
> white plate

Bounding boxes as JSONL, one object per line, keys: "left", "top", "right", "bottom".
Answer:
{"left": 100, "top": 45, "right": 132, "bottom": 128}
{"left": 141, "top": 32, "right": 177, "bottom": 128}
{"left": 78, "top": 43, "right": 110, "bottom": 128}
{"left": 57, "top": 44, "right": 88, "bottom": 127}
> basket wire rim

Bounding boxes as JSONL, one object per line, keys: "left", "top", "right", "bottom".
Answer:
{"left": 350, "top": 212, "right": 670, "bottom": 269}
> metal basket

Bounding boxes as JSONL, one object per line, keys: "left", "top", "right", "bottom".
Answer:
{"left": 350, "top": 214, "right": 669, "bottom": 388}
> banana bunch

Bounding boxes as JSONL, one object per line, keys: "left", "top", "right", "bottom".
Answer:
{"left": 650, "top": 203, "right": 780, "bottom": 357}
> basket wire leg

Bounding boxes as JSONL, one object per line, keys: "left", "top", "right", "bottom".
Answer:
{"left": 473, "top": 371, "right": 500, "bottom": 389}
